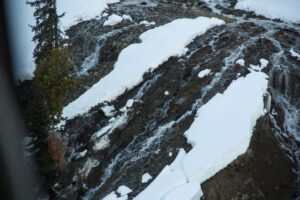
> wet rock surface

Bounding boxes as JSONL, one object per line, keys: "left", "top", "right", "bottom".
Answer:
{"left": 19, "top": 0, "right": 300, "bottom": 199}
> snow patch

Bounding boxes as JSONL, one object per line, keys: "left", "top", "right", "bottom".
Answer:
{"left": 102, "top": 105, "right": 116, "bottom": 117}
{"left": 126, "top": 99, "right": 135, "bottom": 108}
{"left": 104, "top": 14, "right": 123, "bottom": 26}
{"left": 164, "top": 91, "right": 170, "bottom": 96}
{"left": 77, "top": 149, "right": 87, "bottom": 159}
{"left": 142, "top": 173, "right": 153, "bottom": 183}
{"left": 80, "top": 158, "right": 99, "bottom": 177}
{"left": 94, "top": 106, "right": 128, "bottom": 138}
{"left": 290, "top": 49, "right": 300, "bottom": 60}
{"left": 260, "top": 58, "right": 269, "bottom": 68}
{"left": 92, "top": 102, "right": 135, "bottom": 151}
{"left": 139, "top": 20, "right": 156, "bottom": 26}
{"left": 122, "top": 14, "right": 133, "bottom": 21}
{"left": 103, "top": 185, "right": 132, "bottom": 200}
{"left": 236, "top": 58, "right": 245, "bottom": 66}
{"left": 249, "top": 58, "right": 268, "bottom": 71}
{"left": 197, "top": 69, "right": 212, "bottom": 78}
{"left": 117, "top": 185, "right": 132, "bottom": 196}
{"left": 62, "top": 17, "right": 225, "bottom": 120}
{"left": 93, "top": 134, "right": 110, "bottom": 151}
{"left": 235, "top": 0, "right": 300, "bottom": 23}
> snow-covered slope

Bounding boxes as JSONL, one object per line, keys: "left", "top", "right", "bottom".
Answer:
{"left": 134, "top": 66, "right": 269, "bottom": 200}
{"left": 62, "top": 17, "right": 225, "bottom": 120}
{"left": 235, "top": 0, "right": 300, "bottom": 23}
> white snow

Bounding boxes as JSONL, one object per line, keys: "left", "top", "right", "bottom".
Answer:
{"left": 126, "top": 99, "right": 135, "bottom": 108}
{"left": 250, "top": 58, "right": 269, "bottom": 71}
{"left": 62, "top": 17, "right": 224, "bottom": 120}
{"left": 164, "top": 182, "right": 202, "bottom": 200}
{"left": 103, "top": 185, "right": 132, "bottom": 200}
{"left": 139, "top": 20, "right": 156, "bottom": 26}
{"left": 168, "top": 152, "right": 173, "bottom": 157}
{"left": 77, "top": 149, "right": 87, "bottom": 158}
{"left": 197, "top": 69, "right": 212, "bottom": 78}
{"left": 109, "top": 117, "right": 116, "bottom": 122}
{"left": 101, "top": 105, "right": 116, "bottom": 117}
{"left": 117, "top": 185, "right": 132, "bottom": 196}
{"left": 236, "top": 58, "right": 245, "bottom": 66}
{"left": 290, "top": 49, "right": 300, "bottom": 60}
{"left": 104, "top": 14, "right": 124, "bottom": 26}
{"left": 92, "top": 102, "right": 133, "bottom": 151}
{"left": 260, "top": 58, "right": 269, "bottom": 68}
{"left": 164, "top": 91, "right": 170, "bottom": 96}
{"left": 102, "top": 12, "right": 109, "bottom": 17}
{"left": 93, "top": 134, "right": 110, "bottom": 151}
{"left": 135, "top": 67, "right": 268, "bottom": 199}
{"left": 235, "top": 0, "right": 300, "bottom": 23}
{"left": 80, "top": 158, "right": 99, "bottom": 177}
{"left": 122, "top": 15, "right": 133, "bottom": 21}
{"left": 183, "top": 70, "right": 268, "bottom": 182}
{"left": 135, "top": 165, "right": 187, "bottom": 200}
{"left": 169, "top": 149, "right": 186, "bottom": 171}
{"left": 94, "top": 106, "right": 129, "bottom": 139}
{"left": 54, "top": 183, "right": 59, "bottom": 188}
{"left": 142, "top": 173, "right": 153, "bottom": 183}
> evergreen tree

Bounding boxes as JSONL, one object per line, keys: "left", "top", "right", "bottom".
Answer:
{"left": 28, "top": 47, "right": 75, "bottom": 177}
{"left": 35, "top": 47, "right": 76, "bottom": 128}
{"left": 26, "top": 0, "right": 63, "bottom": 64}
{"left": 26, "top": 0, "right": 75, "bottom": 180}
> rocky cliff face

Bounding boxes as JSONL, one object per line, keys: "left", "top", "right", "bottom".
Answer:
{"left": 20, "top": 0, "right": 300, "bottom": 199}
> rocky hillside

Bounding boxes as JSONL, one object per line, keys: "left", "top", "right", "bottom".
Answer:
{"left": 21, "top": 0, "right": 300, "bottom": 199}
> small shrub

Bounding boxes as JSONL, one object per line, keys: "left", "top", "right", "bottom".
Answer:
{"left": 47, "top": 133, "right": 66, "bottom": 171}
